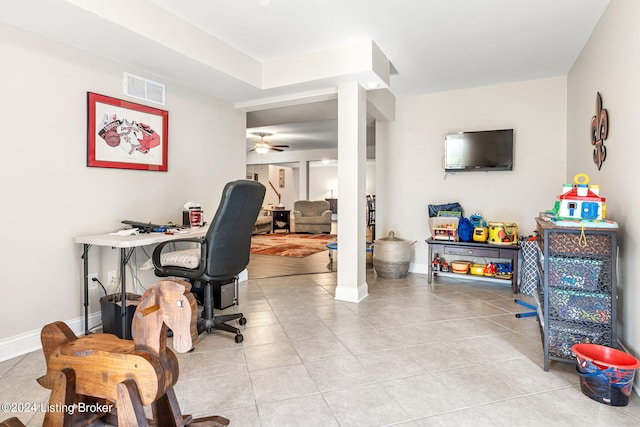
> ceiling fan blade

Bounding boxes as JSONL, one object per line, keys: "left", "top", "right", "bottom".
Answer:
{"left": 271, "top": 145, "right": 290, "bottom": 148}
{"left": 270, "top": 147, "right": 284, "bottom": 152}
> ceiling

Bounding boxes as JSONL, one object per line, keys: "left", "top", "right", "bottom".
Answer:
{"left": 1, "top": 0, "right": 610, "bottom": 153}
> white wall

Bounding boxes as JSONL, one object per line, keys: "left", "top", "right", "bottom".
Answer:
{"left": 246, "top": 164, "right": 297, "bottom": 208}
{"left": 249, "top": 160, "right": 375, "bottom": 207}
{"left": 567, "top": 0, "right": 639, "bottom": 358}
{"left": 309, "top": 164, "right": 339, "bottom": 201}
{"left": 0, "top": 22, "right": 246, "bottom": 358}
{"left": 377, "top": 77, "right": 567, "bottom": 271}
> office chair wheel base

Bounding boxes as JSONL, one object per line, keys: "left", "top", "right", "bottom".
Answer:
{"left": 235, "top": 334, "right": 244, "bottom": 343}
{"left": 239, "top": 317, "right": 247, "bottom": 326}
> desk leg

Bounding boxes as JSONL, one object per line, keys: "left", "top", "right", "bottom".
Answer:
{"left": 82, "top": 244, "right": 90, "bottom": 335}
{"left": 119, "top": 248, "right": 135, "bottom": 339}
{"left": 120, "top": 248, "right": 127, "bottom": 338}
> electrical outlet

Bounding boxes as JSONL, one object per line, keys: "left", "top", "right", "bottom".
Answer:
{"left": 107, "top": 271, "right": 117, "bottom": 289}
{"left": 88, "top": 273, "right": 99, "bottom": 289}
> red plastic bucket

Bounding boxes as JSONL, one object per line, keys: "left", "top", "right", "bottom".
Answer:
{"left": 572, "top": 343, "right": 640, "bottom": 406}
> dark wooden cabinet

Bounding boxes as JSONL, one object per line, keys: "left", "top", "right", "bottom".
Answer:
{"left": 272, "top": 209, "right": 291, "bottom": 233}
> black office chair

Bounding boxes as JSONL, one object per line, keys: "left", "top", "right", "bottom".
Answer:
{"left": 152, "top": 180, "right": 266, "bottom": 343}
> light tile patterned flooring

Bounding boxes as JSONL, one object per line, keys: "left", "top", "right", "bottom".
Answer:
{"left": 1, "top": 270, "right": 639, "bottom": 426}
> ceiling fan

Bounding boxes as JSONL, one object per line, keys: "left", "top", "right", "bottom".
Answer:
{"left": 250, "top": 132, "right": 289, "bottom": 154}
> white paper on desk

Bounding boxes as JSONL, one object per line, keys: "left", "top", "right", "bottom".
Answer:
{"left": 111, "top": 228, "right": 139, "bottom": 236}
{"left": 172, "top": 229, "right": 190, "bottom": 234}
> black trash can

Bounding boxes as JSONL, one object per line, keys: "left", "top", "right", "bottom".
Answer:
{"left": 100, "top": 293, "right": 141, "bottom": 340}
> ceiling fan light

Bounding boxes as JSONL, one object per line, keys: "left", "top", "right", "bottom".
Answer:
{"left": 255, "top": 144, "right": 270, "bottom": 155}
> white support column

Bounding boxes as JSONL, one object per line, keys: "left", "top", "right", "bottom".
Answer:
{"left": 335, "top": 82, "right": 369, "bottom": 303}
{"left": 298, "top": 160, "right": 309, "bottom": 200}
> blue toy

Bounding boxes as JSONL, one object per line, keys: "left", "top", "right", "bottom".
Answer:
{"left": 469, "top": 213, "right": 486, "bottom": 228}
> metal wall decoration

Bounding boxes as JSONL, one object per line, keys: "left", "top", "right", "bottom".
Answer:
{"left": 590, "top": 92, "right": 609, "bottom": 170}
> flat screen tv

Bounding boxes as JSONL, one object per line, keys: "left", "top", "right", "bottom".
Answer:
{"left": 444, "top": 129, "right": 513, "bottom": 172}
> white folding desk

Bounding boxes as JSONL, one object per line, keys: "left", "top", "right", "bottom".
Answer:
{"left": 75, "top": 226, "right": 207, "bottom": 336}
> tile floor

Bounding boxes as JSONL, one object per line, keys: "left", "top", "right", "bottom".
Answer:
{"left": 1, "top": 271, "right": 639, "bottom": 426}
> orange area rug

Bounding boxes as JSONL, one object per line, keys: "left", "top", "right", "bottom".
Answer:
{"left": 250, "top": 233, "right": 336, "bottom": 258}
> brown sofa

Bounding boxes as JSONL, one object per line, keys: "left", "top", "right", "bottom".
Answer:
{"left": 292, "top": 200, "right": 332, "bottom": 234}
{"left": 253, "top": 209, "right": 272, "bottom": 234}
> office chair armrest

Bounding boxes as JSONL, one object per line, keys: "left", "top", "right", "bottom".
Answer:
{"left": 152, "top": 237, "right": 207, "bottom": 279}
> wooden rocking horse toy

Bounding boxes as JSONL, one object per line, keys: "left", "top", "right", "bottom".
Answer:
{"left": 37, "top": 280, "right": 229, "bottom": 427}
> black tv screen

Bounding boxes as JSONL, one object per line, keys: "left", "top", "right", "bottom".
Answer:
{"left": 444, "top": 129, "right": 514, "bottom": 172}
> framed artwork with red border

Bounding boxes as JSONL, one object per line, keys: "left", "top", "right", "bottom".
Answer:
{"left": 87, "top": 92, "right": 168, "bottom": 171}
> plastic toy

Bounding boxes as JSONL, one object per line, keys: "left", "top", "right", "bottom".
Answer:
{"left": 555, "top": 174, "right": 606, "bottom": 221}
{"left": 473, "top": 226, "right": 488, "bottom": 242}
{"left": 495, "top": 263, "right": 513, "bottom": 279}
{"left": 469, "top": 213, "right": 488, "bottom": 242}
{"left": 483, "top": 263, "right": 497, "bottom": 277}
{"left": 469, "top": 213, "right": 485, "bottom": 228}
{"left": 487, "top": 222, "right": 518, "bottom": 245}
{"left": 549, "top": 174, "right": 618, "bottom": 228}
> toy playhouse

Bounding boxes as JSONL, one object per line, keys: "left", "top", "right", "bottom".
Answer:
{"left": 555, "top": 174, "right": 606, "bottom": 221}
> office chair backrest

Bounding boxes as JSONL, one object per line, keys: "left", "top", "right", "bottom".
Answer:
{"left": 202, "top": 179, "right": 266, "bottom": 280}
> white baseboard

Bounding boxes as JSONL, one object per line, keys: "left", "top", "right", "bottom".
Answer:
{"left": 0, "top": 274, "right": 251, "bottom": 363}
{"left": 335, "top": 283, "right": 369, "bottom": 303}
{"left": 409, "top": 262, "right": 429, "bottom": 275}
{"left": 617, "top": 340, "right": 640, "bottom": 398}
{"left": 0, "top": 311, "right": 102, "bottom": 363}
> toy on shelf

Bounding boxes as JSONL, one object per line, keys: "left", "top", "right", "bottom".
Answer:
{"left": 495, "top": 263, "right": 513, "bottom": 280}
{"left": 487, "top": 222, "right": 518, "bottom": 245}
{"left": 432, "top": 224, "right": 457, "bottom": 241}
{"left": 470, "top": 212, "right": 489, "bottom": 242}
{"left": 484, "top": 262, "right": 497, "bottom": 277}
{"left": 473, "top": 226, "right": 488, "bottom": 242}
{"left": 469, "top": 213, "right": 484, "bottom": 227}
{"left": 431, "top": 254, "right": 441, "bottom": 271}
{"left": 429, "top": 216, "right": 459, "bottom": 241}
{"left": 549, "top": 173, "right": 618, "bottom": 228}
{"left": 451, "top": 260, "right": 471, "bottom": 274}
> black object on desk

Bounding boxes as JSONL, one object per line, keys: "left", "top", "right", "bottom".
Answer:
{"left": 122, "top": 220, "right": 168, "bottom": 233}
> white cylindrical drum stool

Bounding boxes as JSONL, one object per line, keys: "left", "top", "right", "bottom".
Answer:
{"left": 373, "top": 231, "right": 412, "bottom": 279}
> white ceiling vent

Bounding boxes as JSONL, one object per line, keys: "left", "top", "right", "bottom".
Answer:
{"left": 123, "top": 73, "right": 165, "bottom": 105}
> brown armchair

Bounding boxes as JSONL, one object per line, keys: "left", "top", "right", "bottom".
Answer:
{"left": 292, "top": 200, "right": 332, "bottom": 234}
